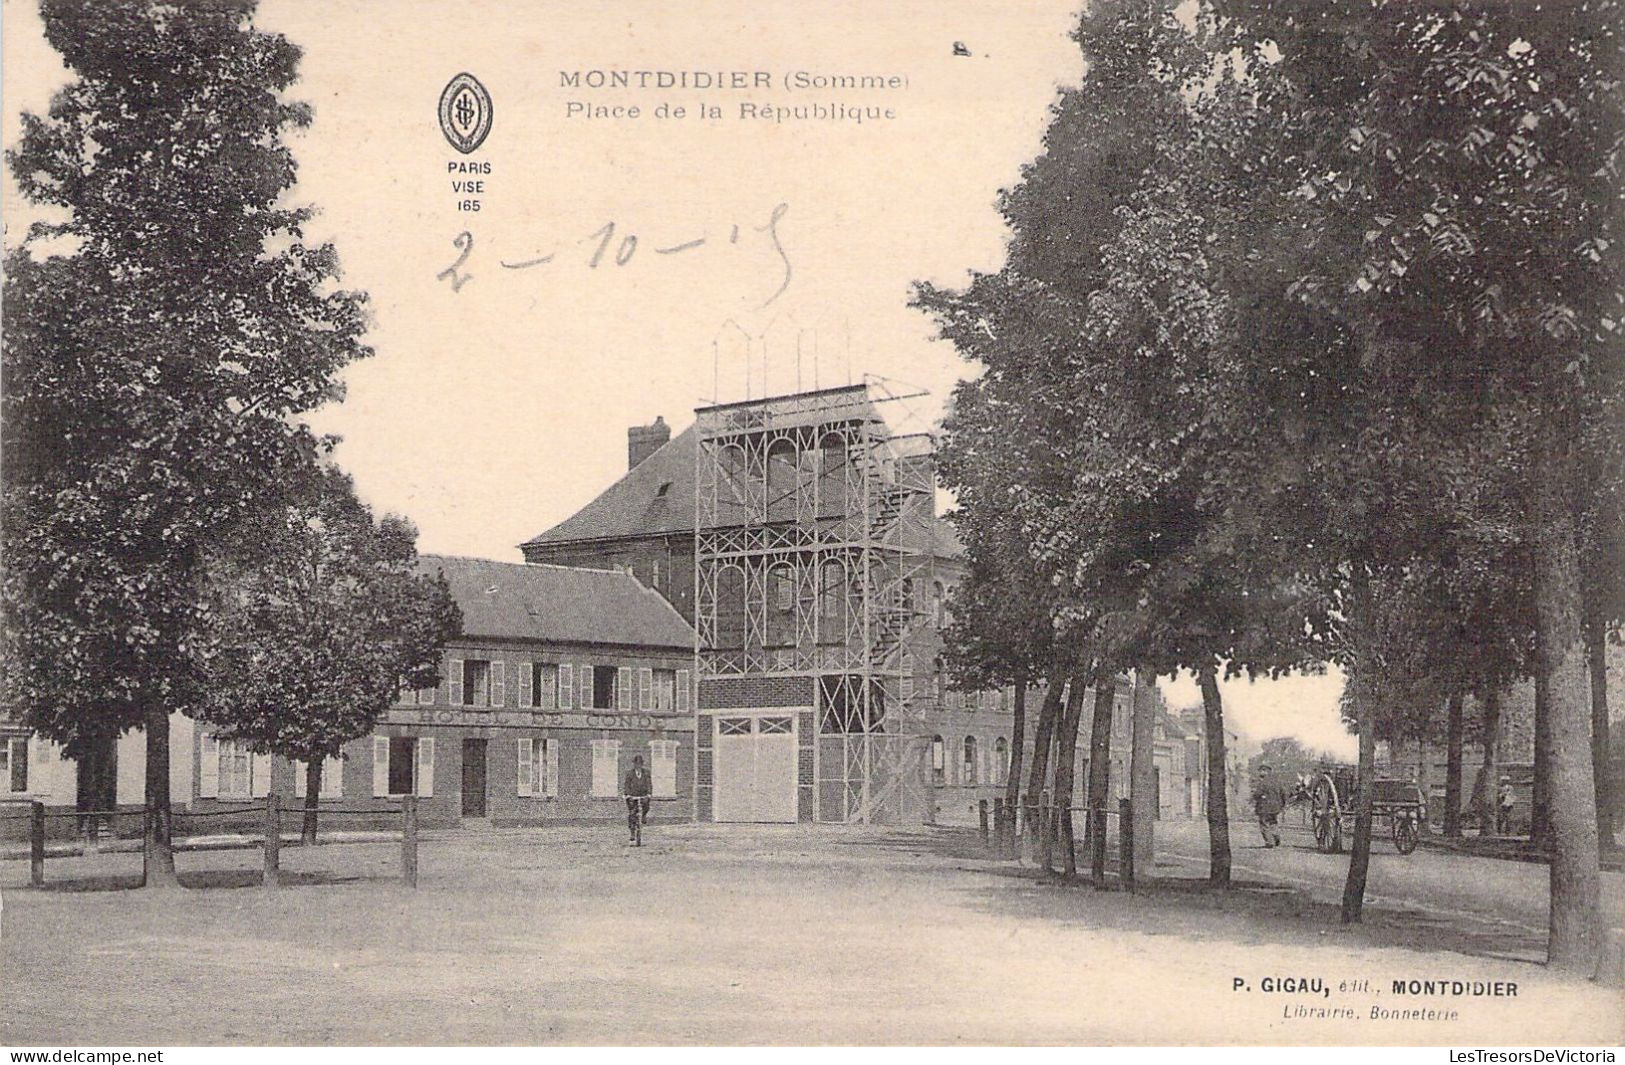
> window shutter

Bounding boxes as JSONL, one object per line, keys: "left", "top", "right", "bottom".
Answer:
{"left": 373, "top": 737, "right": 390, "bottom": 797}
{"left": 294, "top": 761, "right": 308, "bottom": 798}
{"left": 580, "top": 664, "right": 594, "bottom": 709}
{"left": 323, "top": 755, "right": 343, "bottom": 798}
{"left": 545, "top": 739, "right": 560, "bottom": 798}
{"left": 617, "top": 667, "right": 632, "bottom": 709}
{"left": 639, "top": 668, "right": 653, "bottom": 711}
{"left": 652, "top": 740, "right": 678, "bottom": 797}
{"left": 519, "top": 662, "right": 534, "bottom": 708}
{"left": 251, "top": 753, "right": 272, "bottom": 797}
{"left": 491, "top": 661, "right": 506, "bottom": 707}
{"left": 449, "top": 658, "right": 464, "bottom": 706}
{"left": 199, "top": 734, "right": 219, "bottom": 798}
{"left": 559, "top": 664, "right": 574, "bottom": 710}
{"left": 417, "top": 738, "right": 435, "bottom": 797}
{"left": 677, "top": 669, "right": 691, "bottom": 712}
{"left": 517, "top": 738, "right": 533, "bottom": 797}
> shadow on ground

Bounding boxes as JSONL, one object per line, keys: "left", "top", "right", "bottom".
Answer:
{"left": 35, "top": 869, "right": 382, "bottom": 892}
{"left": 837, "top": 826, "right": 1547, "bottom": 965}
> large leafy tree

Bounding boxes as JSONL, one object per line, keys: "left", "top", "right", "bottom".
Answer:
{"left": 1204, "top": 0, "right": 1623, "bottom": 971}
{"left": 199, "top": 467, "right": 461, "bottom": 843}
{"left": 2, "top": 0, "right": 372, "bottom": 885}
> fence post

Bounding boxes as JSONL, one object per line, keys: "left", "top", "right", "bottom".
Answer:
{"left": 401, "top": 795, "right": 419, "bottom": 888}
{"left": 30, "top": 801, "right": 45, "bottom": 887}
{"left": 1119, "top": 797, "right": 1135, "bottom": 890}
{"left": 978, "top": 798, "right": 989, "bottom": 848}
{"left": 262, "top": 792, "right": 280, "bottom": 889}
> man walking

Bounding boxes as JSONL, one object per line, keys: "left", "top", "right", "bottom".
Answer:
{"left": 1252, "top": 763, "right": 1287, "bottom": 848}
{"left": 624, "top": 754, "right": 653, "bottom": 844}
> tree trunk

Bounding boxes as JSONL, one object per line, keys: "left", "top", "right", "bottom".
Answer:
{"left": 1129, "top": 670, "right": 1157, "bottom": 878}
{"left": 1531, "top": 474, "right": 1602, "bottom": 975}
{"left": 1472, "top": 686, "right": 1501, "bottom": 835}
{"left": 1198, "top": 661, "right": 1232, "bottom": 886}
{"left": 142, "top": 703, "right": 179, "bottom": 889}
{"left": 1587, "top": 616, "right": 1614, "bottom": 850}
{"left": 1023, "top": 673, "right": 1064, "bottom": 864}
{"left": 1341, "top": 690, "right": 1377, "bottom": 923}
{"left": 302, "top": 758, "right": 323, "bottom": 845}
{"left": 1002, "top": 672, "right": 1028, "bottom": 858}
{"left": 1414, "top": 735, "right": 1428, "bottom": 833}
{"left": 1532, "top": 658, "right": 1552, "bottom": 847}
{"left": 1444, "top": 691, "right": 1464, "bottom": 838}
{"left": 1085, "top": 675, "right": 1115, "bottom": 886}
{"left": 1051, "top": 674, "right": 1087, "bottom": 877}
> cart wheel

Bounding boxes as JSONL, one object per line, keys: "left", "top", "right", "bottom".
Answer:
{"left": 1393, "top": 812, "right": 1419, "bottom": 855}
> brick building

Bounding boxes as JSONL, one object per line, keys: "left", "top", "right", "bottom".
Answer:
{"left": 521, "top": 385, "right": 1197, "bottom": 827}
{"left": 2, "top": 556, "right": 697, "bottom": 836}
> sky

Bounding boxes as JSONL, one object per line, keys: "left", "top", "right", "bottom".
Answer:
{"left": 0, "top": 0, "right": 1355, "bottom": 758}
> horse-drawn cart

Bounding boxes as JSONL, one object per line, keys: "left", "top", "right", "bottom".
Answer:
{"left": 1308, "top": 765, "right": 1425, "bottom": 855}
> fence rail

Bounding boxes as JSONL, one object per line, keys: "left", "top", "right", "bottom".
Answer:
{"left": 977, "top": 795, "right": 1139, "bottom": 889}
{"left": 14, "top": 794, "right": 419, "bottom": 891}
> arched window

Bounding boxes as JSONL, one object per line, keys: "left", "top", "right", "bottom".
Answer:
{"left": 933, "top": 581, "right": 946, "bottom": 628}
{"left": 995, "top": 737, "right": 1009, "bottom": 785}
{"left": 931, "top": 735, "right": 945, "bottom": 786}
{"left": 767, "top": 563, "right": 796, "bottom": 646}
{"left": 766, "top": 438, "right": 797, "bottom": 522}
{"left": 818, "top": 559, "right": 846, "bottom": 642}
{"left": 717, "top": 444, "right": 751, "bottom": 523}
{"left": 818, "top": 432, "right": 850, "bottom": 518}
{"left": 715, "top": 564, "right": 746, "bottom": 650}
{"left": 962, "top": 736, "right": 978, "bottom": 786}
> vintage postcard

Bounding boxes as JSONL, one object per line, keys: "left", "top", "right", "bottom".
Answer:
{"left": 1, "top": 0, "right": 1622, "bottom": 1051}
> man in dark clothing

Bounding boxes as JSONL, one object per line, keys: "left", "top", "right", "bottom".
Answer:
{"left": 1252, "top": 763, "right": 1287, "bottom": 847}
{"left": 624, "top": 755, "right": 653, "bottom": 843}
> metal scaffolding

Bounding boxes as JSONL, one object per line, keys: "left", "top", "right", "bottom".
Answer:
{"left": 693, "top": 384, "right": 934, "bottom": 823}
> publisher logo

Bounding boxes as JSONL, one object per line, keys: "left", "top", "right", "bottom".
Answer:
{"left": 439, "top": 73, "right": 493, "bottom": 154}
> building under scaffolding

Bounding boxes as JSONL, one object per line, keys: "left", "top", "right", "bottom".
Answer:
{"left": 692, "top": 384, "right": 935, "bottom": 823}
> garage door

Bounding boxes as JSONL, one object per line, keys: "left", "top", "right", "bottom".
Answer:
{"left": 713, "top": 714, "right": 797, "bottom": 823}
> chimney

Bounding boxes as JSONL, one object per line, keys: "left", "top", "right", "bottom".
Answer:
{"left": 628, "top": 416, "right": 670, "bottom": 470}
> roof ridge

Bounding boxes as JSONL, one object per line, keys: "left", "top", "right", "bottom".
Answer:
{"left": 423, "top": 553, "right": 625, "bottom": 576}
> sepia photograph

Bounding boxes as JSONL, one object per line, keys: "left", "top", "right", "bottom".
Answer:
{"left": 0, "top": 0, "right": 1622, "bottom": 1050}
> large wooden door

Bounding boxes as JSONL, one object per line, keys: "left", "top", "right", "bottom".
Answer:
{"left": 461, "top": 738, "right": 487, "bottom": 818}
{"left": 712, "top": 714, "right": 797, "bottom": 823}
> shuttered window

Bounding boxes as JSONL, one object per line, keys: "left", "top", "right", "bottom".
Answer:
{"left": 654, "top": 669, "right": 676, "bottom": 711}
{"left": 559, "top": 664, "right": 574, "bottom": 709}
{"left": 650, "top": 739, "right": 678, "bottom": 797}
{"left": 200, "top": 734, "right": 220, "bottom": 798}
{"left": 617, "top": 666, "right": 632, "bottom": 710}
{"left": 590, "top": 739, "right": 620, "bottom": 797}
{"left": 518, "top": 661, "right": 534, "bottom": 708}
{"left": 579, "top": 664, "right": 594, "bottom": 709}
{"left": 2, "top": 737, "right": 28, "bottom": 793}
{"left": 517, "top": 737, "right": 560, "bottom": 797}
{"left": 638, "top": 668, "right": 653, "bottom": 711}
{"left": 294, "top": 756, "right": 344, "bottom": 798}
{"left": 676, "top": 669, "right": 691, "bottom": 712}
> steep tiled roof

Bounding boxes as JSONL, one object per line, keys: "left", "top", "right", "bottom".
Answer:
{"left": 419, "top": 555, "right": 694, "bottom": 650}
{"left": 522, "top": 426, "right": 697, "bottom": 547}
{"left": 521, "top": 420, "right": 964, "bottom": 559}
